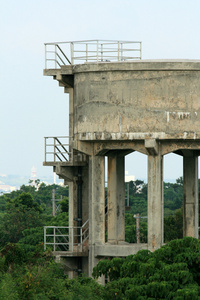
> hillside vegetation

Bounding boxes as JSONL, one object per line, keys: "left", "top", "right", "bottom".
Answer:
{"left": 0, "top": 178, "right": 198, "bottom": 299}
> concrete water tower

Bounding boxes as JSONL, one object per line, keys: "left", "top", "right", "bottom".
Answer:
{"left": 43, "top": 40, "right": 200, "bottom": 278}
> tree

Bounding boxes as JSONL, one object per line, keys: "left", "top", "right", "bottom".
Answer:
{"left": 93, "top": 237, "right": 200, "bottom": 299}
{"left": 0, "top": 243, "right": 103, "bottom": 299}
{"left": 164, "top": 208, "right": 183, "bottom": 242}
{"left": 60, "top": 196, "right": 69, "bottom": 212}
{"left": 0, "top": 193, "right": 43, "bottom": 246}
{"left": 13, "top": 192, "right": 42, "bottom": 213}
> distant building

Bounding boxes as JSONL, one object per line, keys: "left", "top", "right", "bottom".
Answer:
{"left": 0, "top": 184, "right": 17, "bottom": 193}
{"left": 125, "top": 171, "right": 135, "bottom": 182}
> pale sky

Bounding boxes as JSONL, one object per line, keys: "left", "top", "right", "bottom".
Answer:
{"left": 1, "top": 0, "right": 200, "bottom": 181}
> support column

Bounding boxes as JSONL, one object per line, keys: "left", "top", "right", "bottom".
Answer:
{"left": 107, "top": 155, "right": 125, "bottom": 244}
{"left": 88, "top": 156, "right": 105, "bottom": 277}
{"left": 183, "top": 155, "right": 198, "bottom": 238}
{"left": 68, "top": 181, "right": 77, "bottom": 228}
{"left": 68, "top": 180, "right": 77, "bottom": 251}
{"left": 65, "top": 87, "right": 74, "bottom": 137}
{"left": 82, "top": 165, "right": 89, "bottom": 224}
{"left": 148, "top": 154, "right": 163, "bottom": 251}
{"left": 68, "top": 88, "right": 74, "bottom": 161}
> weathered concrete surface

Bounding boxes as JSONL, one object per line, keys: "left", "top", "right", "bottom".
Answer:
{"left": 183, "top": 155, "right": 199, "bottom": 238}
{"left": 88, "top": 156, "right": 105, "bottom": 277}
{"left": 107, "top": 155, "right": 125, "bottom": 243}
{"left": 71, "top": 61, "right": 200, "bottom": 141}
{"left": 45, "top": 60, "right": 200, "bottom": 152}
{"left": 95, "top": 243, "right": 148, "bottom": 257}
{"left": 147, "top": 150, "right": 163, "bottom": 251}
{"left": 44, "top": 59, "right": 200, "bottom": 279}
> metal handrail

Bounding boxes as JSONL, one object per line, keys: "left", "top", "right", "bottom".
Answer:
{"left": 44, "top": 40, "right": 142, "bottom": 68}
{"left": 44, "top": 222, "right": 89, "bottom": 252}
{"left": 44, "top": 136, "right": 73, "bottom": 163}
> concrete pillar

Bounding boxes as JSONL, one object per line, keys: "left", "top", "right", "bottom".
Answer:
{"left": 68, "top": 180, "right": 77, "bottom": 251}
{"left": 183, "top": 155, "right": 198, "bottom": 238}
{"left": 107, "top": 155, "right": 125, "bottom": 244}
{"left": 65, "top": 87, "right": 74, "bottom": 136}
{"left": 88, "top": 156, "right": 105, "bottom": 277}
{"left": 148, "top": 154, "right": 163, "bottom": 251}
{"left": 64, "top": 87, "right": 74, "bottom": 161}
{"left": 81, "top": 165, "right": 89, "bottom": 276}
{"left": 68, "top": 180, "right": 77, "bottom": 228}
{"left": 82, "top": 165, "right": 89, "bottom": 224}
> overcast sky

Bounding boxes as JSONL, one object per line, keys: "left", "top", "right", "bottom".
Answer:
{"left": 1, "top": 0, "right": 200, "bottom": 181}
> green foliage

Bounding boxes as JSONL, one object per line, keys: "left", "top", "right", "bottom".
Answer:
{"left": 93, "top": 257, "right": 123, "bottom": 281}
{"left": 125, "top": 213, "right": 147, "bottom": 243}
{"left": 60, "top": 196, "right": 69, "bottom": 212}
{"left": 0, "top": 242, "right": 104, "bottom": 300}
{"left": 0, "top": 182, "right": 105, "bottom": 299}
{"left": 0, "top": 178, "right": 198, "bottom": 299}
{"left": 164, "top": 208, "right": 183, "bottom": 242}
{"left": 17, "top": 262, "right": 67, "bottom": 299}
{"left": 93, "top": 237, "right": 200, "bottom": 299}
{"left": 164, "top": 180, "right": 183, "bottom": 213}
{"left": 0, "top": 183, "right": 69, "bottom": 251}
{"left": 1, "top": 243, "right": 26, "bottom": 268}
{"left": 65, "top": 276, "right": 104, "bottom": 300}
{"left": 0, "top": 273, "right": 20, "bottom": 299}
{"left": 0, "top": 194, "right": 8, "bottom": 212}
{"left": 13, "top": 192, "right": 43, "bottom": 213}
{"left": 48, "top": 212, "right": 68, "bottom": 226}
{"left": 0, "top": 182, "right": 69, "bottom": 213}
{"left": 126, "top": 180, "right": 148, "bottom": 216}
{"left": 18, "top": 227, "right": 45, "bottom": 252}
{"left": 0, "top": 203, "right": 43, "bottom": 245}
{"left": 126, "top": 178, "right": 184, "bottom": 220}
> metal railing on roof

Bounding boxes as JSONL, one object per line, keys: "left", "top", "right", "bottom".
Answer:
{"left": 44, "top": 40, "right": 142, "bottom": 68}
{"left": 44, "top": 136, "right": 72, "bottom": 163}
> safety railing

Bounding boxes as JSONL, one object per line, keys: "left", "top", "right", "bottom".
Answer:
{"left": 44, "top": 220, "right": 89, "bottom": 252}
{"left": 81, "top": 219, "right": 89, "bottom": 244}
{"left": 44, "top": 136, "right": 72, "bottom": 163}
{"left": 44, "top": 40, "right": 142, "bottom": 68}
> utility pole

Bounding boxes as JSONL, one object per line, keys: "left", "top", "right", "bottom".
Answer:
{"left": 134, "top": 214, "right": 148, "bottom": 243}
{"left": 136, "top": 213, "right": 140, "bottom": 243}
{"left": 125, "top": 182, "right": 131, "bottom": 211}
{"left": 135, "top": 213, "right": 140, "bottom": 243}
{"left": 52, "top": 190, "right": 63, "bottom": 216}
{"left": 52, "top": 189, "right": 55, "bottom": 216}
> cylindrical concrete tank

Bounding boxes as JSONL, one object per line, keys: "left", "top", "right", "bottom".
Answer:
{"left": 72, "top": 60, "right": 200, "bottom": 141}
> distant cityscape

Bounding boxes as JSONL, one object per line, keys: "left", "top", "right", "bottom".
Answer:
{"left": 0, "top": 169, "right": 62, "bottom": 194}
{"left": 0, "top": 169, "right": 176, "bottom": 195}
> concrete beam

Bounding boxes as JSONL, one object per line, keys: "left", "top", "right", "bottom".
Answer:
{"left": 43, "top": 65, "right": 73, "bottom": 76}
{"left": 72, "top": 60, "right": 200, "bottom": 74}
{"left": 56, "top": 74, "right": 74, "bottom": 88}
{"left": 54, "top": 165, "right": 74, "bottom": 181}
{"left": 95, "top": 243, "right": 148, "bottom": 257}
{"left": 145, "top": 139, "right": 158, "bottom": 156}
{"left": 93, "top": 141, "right": 147, "bottom": 156}
{"left": 74, "top": 141, "right": 94, "bottom": 156}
